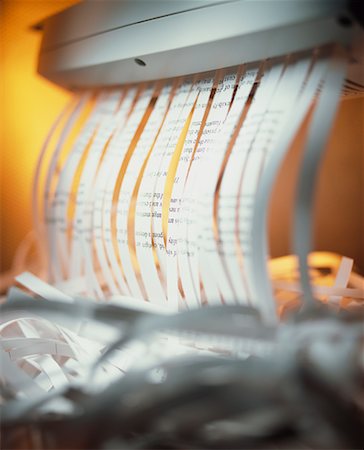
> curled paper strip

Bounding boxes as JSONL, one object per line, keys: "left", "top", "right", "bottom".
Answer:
{"left": 29, "top": 46, "right": 356, "bottom": 322}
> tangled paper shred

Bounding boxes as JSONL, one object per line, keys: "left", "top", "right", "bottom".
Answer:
{"left": 1, "top": 288, "right": 363, "bottom": 450}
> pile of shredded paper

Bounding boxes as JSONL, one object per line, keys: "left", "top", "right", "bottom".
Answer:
{"left": 1, "top": 257, "right": 363, "bottom": 449}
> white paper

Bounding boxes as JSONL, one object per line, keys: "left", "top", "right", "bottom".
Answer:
{"left": 134, "top": 79, "right": 193, "bottom": 306}
{"left": 116, "top": 83, "right": 173, "bottom": 300}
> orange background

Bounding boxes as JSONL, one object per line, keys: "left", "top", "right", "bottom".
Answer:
{"left": 0, "top": 0, "right": 363, "bottom": 276}
{"left": 0, "top": 0, "right": 79, "bottom": 273}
